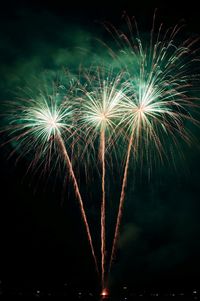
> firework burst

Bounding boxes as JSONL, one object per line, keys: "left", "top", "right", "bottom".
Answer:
{"left": 77, "top": 67, "right": 127, "bottom": 138}
{"left": 2, "top": 77, "right": 99, "bottom": 274}
{"left": 3, "top": 88, "right": 73, "bottom": 173}
{"left": 108, "top": 14, "right": 200, "bottom": 275}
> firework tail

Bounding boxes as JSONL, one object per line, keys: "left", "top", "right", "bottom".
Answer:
{"left": 100, "top": 128, "right": 106, "bottom": 289}
{"left": 109, "top": 129, "right": 134, "bottom": 275}
{"left": 56, "top": 134, "right": 99, "bottom": 276}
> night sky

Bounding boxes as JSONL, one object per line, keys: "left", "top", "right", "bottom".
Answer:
{"left": 0, "top": 0, "right": 200, "bottom": 295}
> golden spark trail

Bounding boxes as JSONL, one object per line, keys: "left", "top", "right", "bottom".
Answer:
{"left": 109, "top": 129, "right": 134, "bottom": 273}
{"left": 100, "top": 128, "right": 106, "bottom": 289}
{"left": 56, "top": 134, "right": 99, "bottom": 276}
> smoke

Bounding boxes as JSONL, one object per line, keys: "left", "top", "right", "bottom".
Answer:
{"left": 119, "top": 223, "right": 141, "bottom": 248}
{"left": 109, "top": 158, "right": 200, "bottom": 287}
{"left": 0, "top": 9, "right": 110, "bottom": 99}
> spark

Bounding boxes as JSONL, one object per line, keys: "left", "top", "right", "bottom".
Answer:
{"left": 101, "top": 287, "right": 110, "bottom": 299}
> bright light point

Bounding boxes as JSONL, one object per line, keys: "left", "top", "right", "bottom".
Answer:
{"left": 137, "top": 106, "right": 145, "bottom": 113}
{"left": 101, "top": 288, "right": 109, "bottom": 299}
{"left": 47, "top": 116, "right": 58, "bottom": 129}
{"left": 100, "top": 112, "right": 107, "bottom": 121}
{"left": 34, "top": 108, "right": 60, "bottom": 133}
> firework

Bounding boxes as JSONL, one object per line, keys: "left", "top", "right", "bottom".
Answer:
{"left": 2, "top": 77, "right": 99, "bottom": 274}
{"left": 77, "top": 67, "right": 129, "bottom": 288}
{"left": 108, "top": 14, "right": 200, "bottom": 274}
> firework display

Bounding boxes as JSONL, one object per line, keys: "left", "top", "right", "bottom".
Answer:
{"left": 1, "top": 15, "right": 200, "bottom": 296}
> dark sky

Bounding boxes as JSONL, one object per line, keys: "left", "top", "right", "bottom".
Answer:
{"left": 0, "top": 0, "right": 200, "bottom": 294}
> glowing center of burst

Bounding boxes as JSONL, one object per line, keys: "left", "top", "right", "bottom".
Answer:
{"left": 34, "top": 108, "right": 62, "bottom": 137}
{"left": 100, "top": 112, "right": 107, "bottom": 121}
{"left": 134, "top": 105, "right": 146, "bottom": 116}
{"left": 137, "top": 107, "right": 144, "bottom": 113}
{"left": 46, "top": 116, "right": 58, "bottom": 130}
{"left": 44, "top": 114, "right": 61, "bottom": 137}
